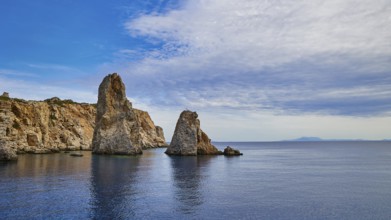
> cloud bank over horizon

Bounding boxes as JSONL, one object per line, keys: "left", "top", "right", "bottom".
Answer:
{"left": 120, "top": 0, "right": 391, "bottom": 116}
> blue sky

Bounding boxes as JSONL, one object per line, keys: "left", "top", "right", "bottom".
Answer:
{"left": 1, "top": 0, "right": 390, "bottom": 141}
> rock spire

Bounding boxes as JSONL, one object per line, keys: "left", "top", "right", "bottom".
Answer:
{"left": 92, "top": 73, "right": 142, "bottom": 155}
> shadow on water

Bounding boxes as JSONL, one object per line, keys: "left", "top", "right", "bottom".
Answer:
{"left": 169, "top": 156, "right": 213, "bottom": 215}
{"left": 90, "top": 155, "right": 141, "bottom": 219}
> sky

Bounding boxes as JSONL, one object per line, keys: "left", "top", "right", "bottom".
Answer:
{"left": 1, "top": 0, "right": 390, "bottom": 141}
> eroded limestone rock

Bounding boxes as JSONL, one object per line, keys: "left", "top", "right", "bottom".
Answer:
{"left": 0, "top": 140, "right": 17, "bottom": 161}
{"left": 134, "top": 109, "right": 167, "bottom": 148}
{"left": 92, "top": 73, "right": 142, "bottom": 155}
{"left": 0, "top": 94, "right": 96, "bottom": 153}
{"left": 165, "top": 110, "right": 222, "bottom": 156}
{"left": 27, "top": 134, "right": 39, "bottom": 146}
{"left": 0, "top": 86, "right": 166, "bottom": 154}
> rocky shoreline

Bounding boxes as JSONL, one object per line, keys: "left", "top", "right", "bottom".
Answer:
{"left": 0, "top": 77, "right": 167, "bottom": 160}
{"left": 0, "top": 73, "right": 242, "bottom": 160}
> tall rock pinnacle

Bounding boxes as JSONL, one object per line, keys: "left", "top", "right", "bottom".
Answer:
{"left": 165, "top": 110, "right": 222, "bottom": 156}
{"left": 92, "top": 73, "right": 143, "bottom": 155}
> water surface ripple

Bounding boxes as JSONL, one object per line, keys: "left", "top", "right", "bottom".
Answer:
{"left": 1, "top": 141, "right": 391, "bottom": 219}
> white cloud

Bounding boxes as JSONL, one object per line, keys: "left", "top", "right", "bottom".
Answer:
{"left": 127, "top": 0, "right": 391, "bottom": 68}
{"left": 0, "top": 69, "right": 38, "bottom": 77}
{"left": 119, "top": 0, "right": 391, "bottom": 116}
{"left": 115, "top": 0, "right": 391, "bottom": 140}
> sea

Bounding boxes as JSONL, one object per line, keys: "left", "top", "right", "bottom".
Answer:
{"left": 1, "top": 141, "right": 391, "bottom": 220}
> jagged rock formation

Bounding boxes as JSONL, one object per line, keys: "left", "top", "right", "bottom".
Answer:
{"left": 165, "top": 110, "right": 222, "bottom": 156}
{"left": 0, "top": 88, "right": 166, "bottom": 158}
{"left": 92, "top": 73, "right": 161, "bottom": 155}
{"left": 134, "top": 109, "right": 167, "bottom": 148}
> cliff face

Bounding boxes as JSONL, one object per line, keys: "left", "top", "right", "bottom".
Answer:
{"left": 165, "top": 110, "right": 222, "bottom": 156}
{"left": 134, "top": 109, "right": 167, "bottom": 148}
{"left": 0, "top": 92, "right": 166, "bottom": 157}
{"left": 0, "top": 97, "right": 96, "bottom": 154}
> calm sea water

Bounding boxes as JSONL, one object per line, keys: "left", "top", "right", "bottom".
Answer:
{"left": 1, "top": 141, "right": 391, "bottom": 219}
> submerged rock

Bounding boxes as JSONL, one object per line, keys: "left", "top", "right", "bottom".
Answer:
{"left": 223, "top": 146, "right": 243, "bottom": 156}
{"left": 32, "top": 148, "right": 52, "bottom": 154}
{"left": 166, "top": 110, "right": 222, "bottom": 156}
{"left": 92, "top": 73, "right": 143, "bottom": 155}
{"left": 0, "top": 140, "right": 17, "bottom": 161}
{"left": 70, "top": 152, "right": 83, "bottom": 157}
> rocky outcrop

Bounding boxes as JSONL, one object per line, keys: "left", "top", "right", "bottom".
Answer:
{"left": 165, "top": 110, "right": 222, "bottom": 156}
{"left": 1, "top": 92, "right": 9, "bottom": 98}
{"left": 70, "top": 152, "right": 83, "bottom": 157}
{"left": 0, "top": 87, "right": 167, "bottom": 158}
{"left": 92, "top": 73, "right": 143, "bottom": 155}
{"left": 223, "top": 146, "right": 243, "bottom": 156}
{"left": 0, "top": 140, "right": 17, "bottom": 161}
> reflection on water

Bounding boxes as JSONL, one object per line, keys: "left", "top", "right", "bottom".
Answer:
{"left": 90, "top": 155, "right": 140, "bottom": 219}
{"left": 0, "top": 152, "right": 92, "bottom": 219}
{"left": 1, "top": 143, "right": 391, "bottom": 219}
{"left": 170, "top": 156, "right": 212, "bottom": 215}
{"left": 0, "top": 152, "right": 91, "bottom": 178}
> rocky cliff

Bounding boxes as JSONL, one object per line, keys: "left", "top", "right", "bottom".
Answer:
{"left": 0, "top": 90, "right": 166, "bottom": 159}
{"left": 0, "top": 96, "right": 96, "bottom": 154}
{"left": 165, "top": 110, "right": 222, "bottom": 156}
{"left": 134, "top": 109, "right": 167, "bottom": 148}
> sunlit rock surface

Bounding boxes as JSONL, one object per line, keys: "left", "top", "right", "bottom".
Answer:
{"left": 166, "top": 110, "right": 222, "bottom": 156}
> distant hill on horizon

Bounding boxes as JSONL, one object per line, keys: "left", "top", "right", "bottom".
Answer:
{"left": 211, "top": 138, "right": 391, "bottom": 142}
{"left": 285, "top": 137, "right": 323, "bottom": 141}
{"left": 284, "top": 137, "right": 391, "bottom": 142}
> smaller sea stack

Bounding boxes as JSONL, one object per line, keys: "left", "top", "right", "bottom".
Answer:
{"left": 165, "top": 110, "right": 222, "bottom": 156}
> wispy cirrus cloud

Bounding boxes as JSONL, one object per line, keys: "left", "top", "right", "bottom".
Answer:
{"left": 118, "top": 0, "right": 391, "bottom": 116}
{"left": 0, "top": 69, "right": 38, "bottom": 77}
{"left": 27, "top": 63, "right": 84, "bottom": 72}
